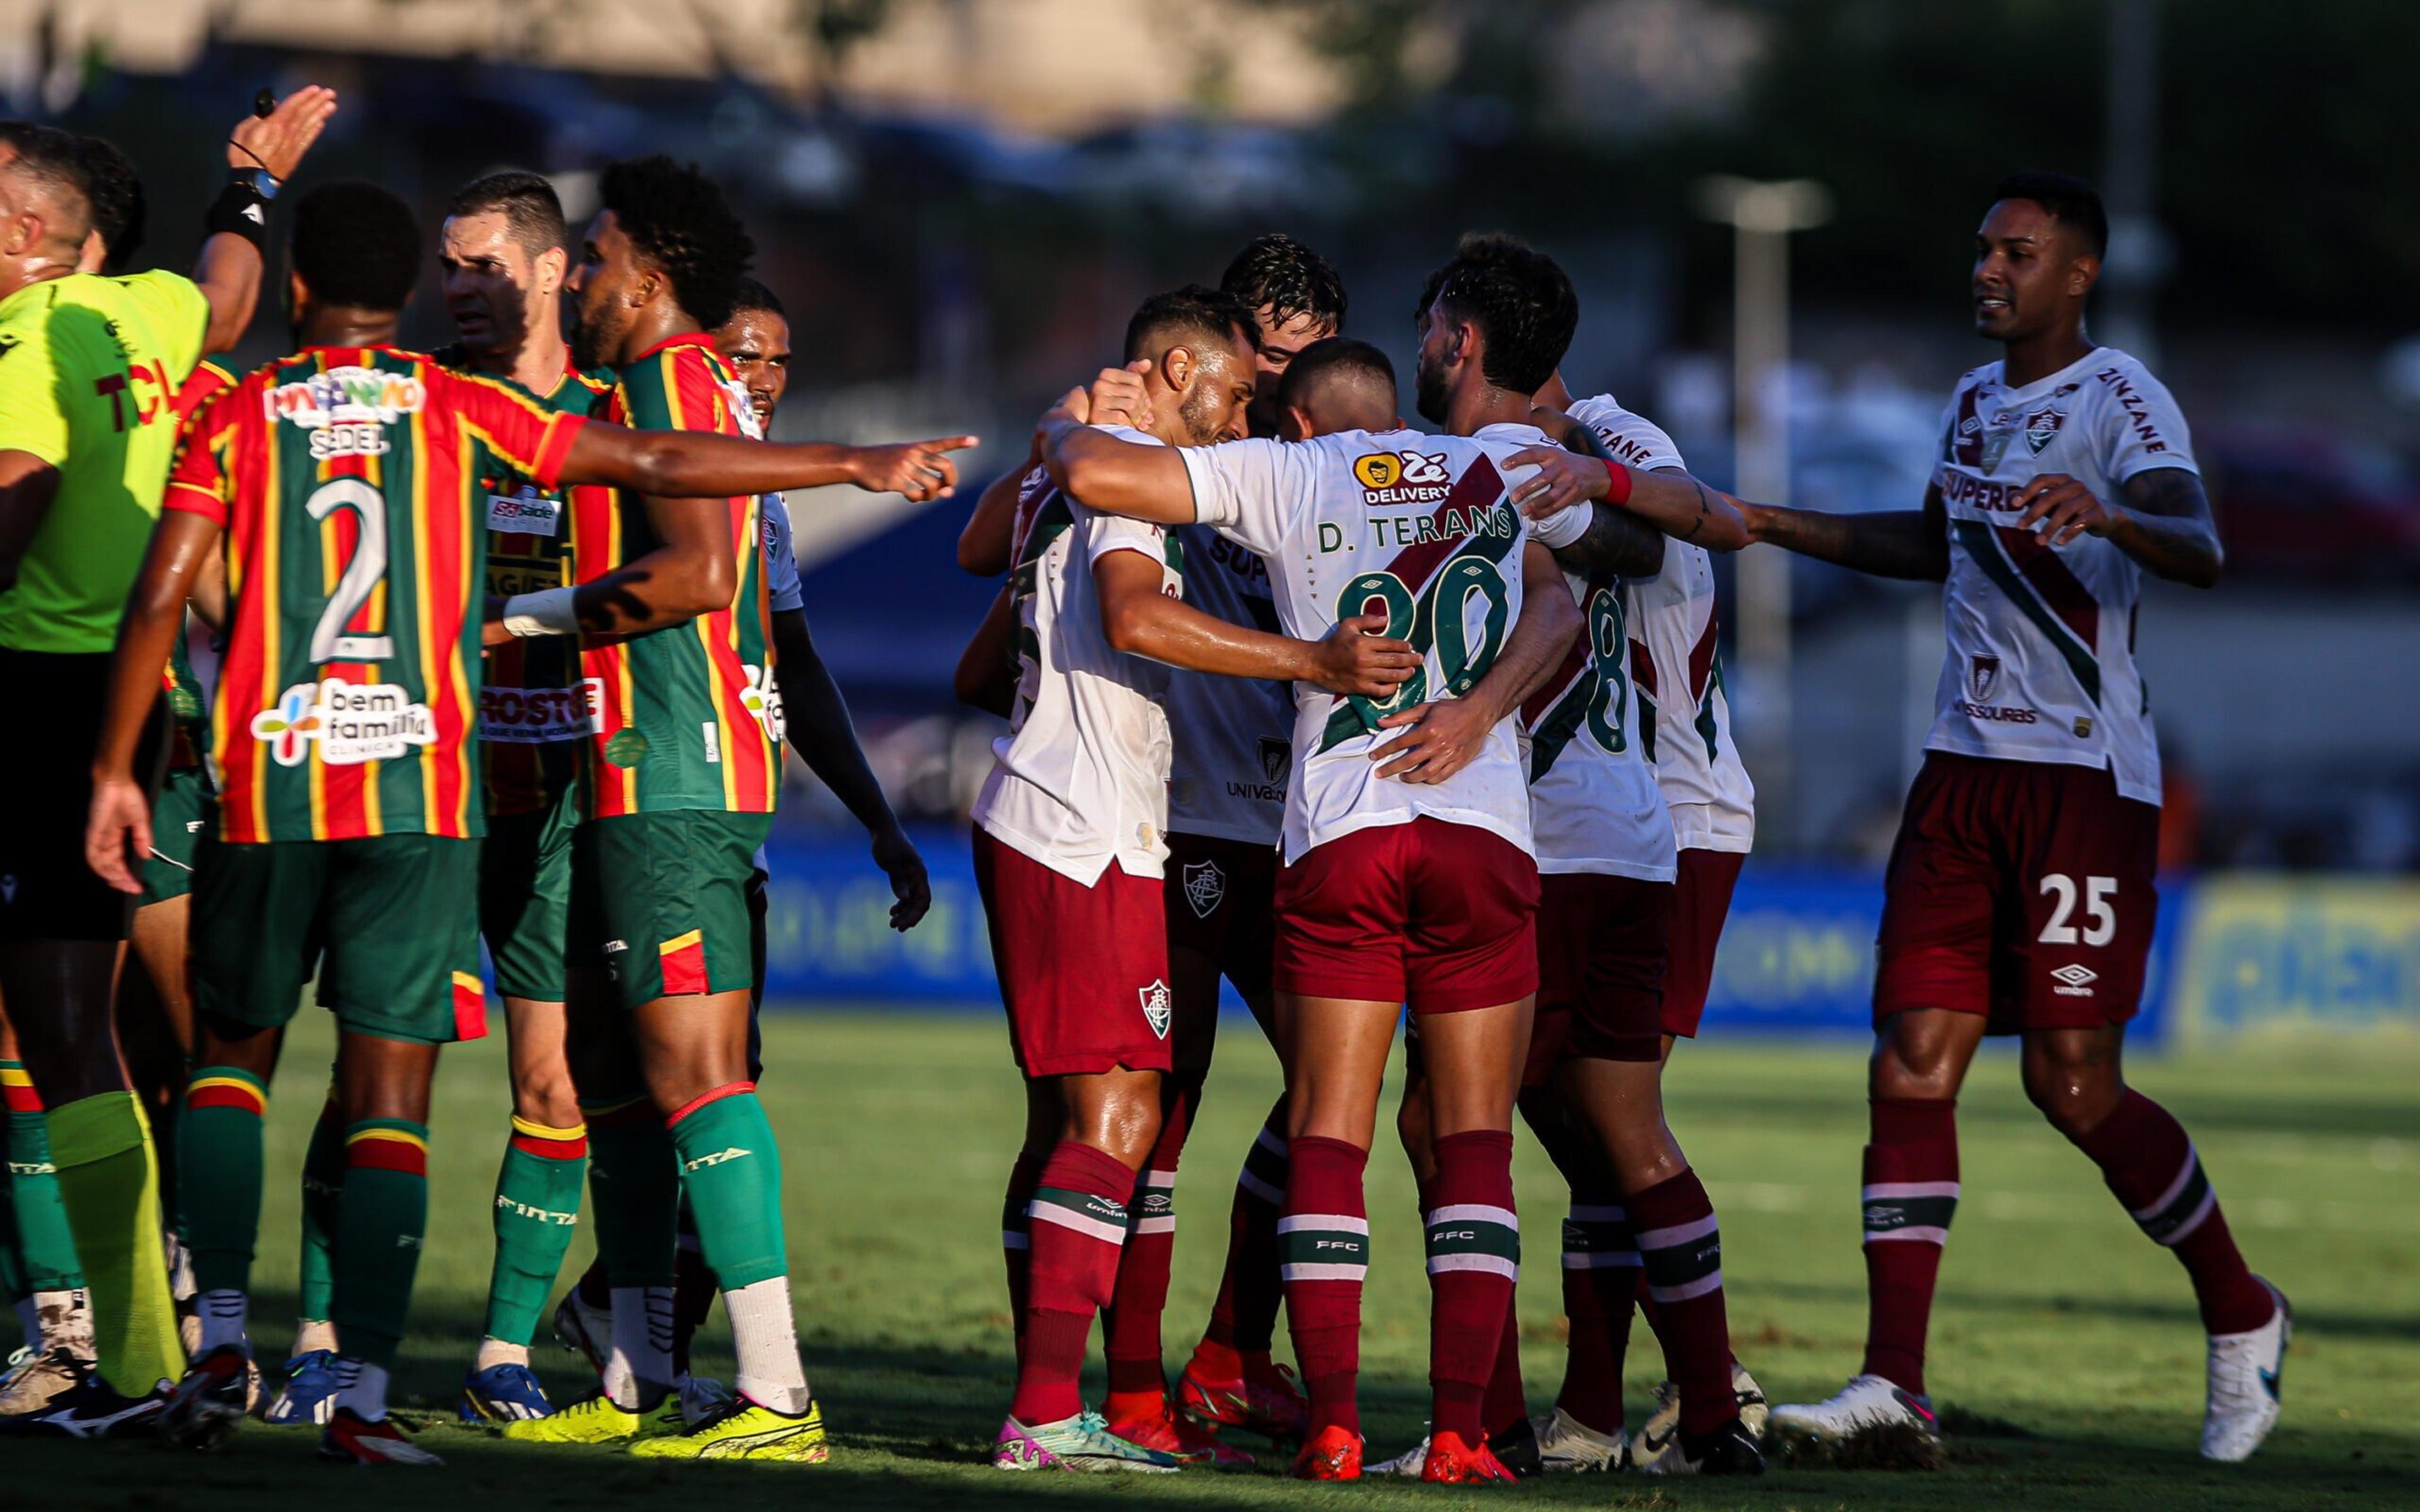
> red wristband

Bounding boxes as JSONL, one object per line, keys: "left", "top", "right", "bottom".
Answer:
{"left": 1599, "top": 457, "right": 1633, "bottom": 506}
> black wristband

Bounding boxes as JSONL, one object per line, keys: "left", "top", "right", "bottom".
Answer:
{"left": 205, "top": 178, "right": 271, "bottom": 254}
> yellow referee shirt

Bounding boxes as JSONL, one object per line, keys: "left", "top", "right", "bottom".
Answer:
{"left": 0, "top": 270, "right": 209, "bottom": 653}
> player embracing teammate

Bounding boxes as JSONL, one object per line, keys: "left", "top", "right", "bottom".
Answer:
{"left": 1752, "top": 173, "right": 2284, "bottom": 1464}
{"left": 1040, "top": 231, "right": 1770, "bottom": 1482}
{"left": 966, "top": 285, "right": 1421, "bottom": 1472}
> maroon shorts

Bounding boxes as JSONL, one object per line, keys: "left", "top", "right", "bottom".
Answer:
{"left": 1164, "top": 832, "right": 1277, "bottom": 1004}
{"left": 1874, "top": 752, "right": 2160, "bottom": 1034}
{"left": 1662, "top": 847, "right": 1746, "bottom": 1039}
{"left": 1533, "top": 873, "right": 1674, "bottom": 1073}
{"left": 973, "top": 829, "right": 1175, "bottom": 1077}
{"left": 1273, "top": 816, "right": 1540, "bottom": 1014}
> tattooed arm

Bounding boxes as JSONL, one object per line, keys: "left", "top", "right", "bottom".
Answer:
{"left": 2014, "top": 467, "right": 2223, "bottom": 588}
{"left": 1739, "top": 483, "right": 1952, "bottom": 583}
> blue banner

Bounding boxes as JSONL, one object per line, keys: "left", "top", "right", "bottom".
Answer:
{"left": 754, "top": 833, "right": 2363, "bottom": 1050}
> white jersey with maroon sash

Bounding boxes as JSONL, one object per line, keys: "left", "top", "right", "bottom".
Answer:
{"left": 1177, "top": 424, "right": 1589, "bottom": 865}
{"left": 1163, "top": 524, "right": 1291, "bottom": 847}
{"left": 972, "top": 453, "right": 1184, "bottom": 885}
{"left": 1569, "top": 394, "right": 1754, "bottom": 854}
{"left": 1928, "top": 347, "right": 2193, "bottom": 805}
{"left": 1522, "top": 556, "right": 1677, "bottom": 882}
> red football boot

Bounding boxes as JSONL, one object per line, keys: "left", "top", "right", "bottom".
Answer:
{"left": 1291, "top": 1423, "right": 1363, "bottom": 1480}
{"left": 1108, "top": 1395, "right": 1256, "bottom": 1469}
{"left": 1422, "top": 1429, "right": 1518, "bottom": 1485}
{"left": 1178, "top": 1355, "right": 1311, "bottom": 1441}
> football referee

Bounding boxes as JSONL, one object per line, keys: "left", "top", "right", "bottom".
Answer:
{"left": 0, "top": 93, "right": 331, "bottom": 1431}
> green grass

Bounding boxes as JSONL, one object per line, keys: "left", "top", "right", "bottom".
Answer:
{"left": 26, "top": 1010, "right": 2419, "bottom": 1509}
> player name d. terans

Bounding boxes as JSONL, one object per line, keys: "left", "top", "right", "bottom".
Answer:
{"left": 1318, "top": 505, "right": 1516, "bottom": 554}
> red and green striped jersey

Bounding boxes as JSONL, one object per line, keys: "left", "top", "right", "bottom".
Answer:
{"left": 161, "top": 360, "right": 236, "bottom": 772}
{"left": 570, "top": 334, "right": 778, "bottom": 818}
{"left": 432, "top": 345, "right": 615, "bottom": 818}
{"left": 165, "top": 345, "right": 587, "bottom": 843}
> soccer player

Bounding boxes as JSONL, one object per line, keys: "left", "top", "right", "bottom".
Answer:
{"left": 637, "top": 276, "right": 931, "bottom": 1395}
{"left": 972, "top": 285, "right": 1240, "bottom": 1472}
{"left": 431, "top": 169, "right": 614, "bottom": 1424}
{"left": 497, "top": 156, "right": 969, "bottom": 1463}
{"left": 0, "top": 93, "right": 335, "bottom": 1435}
{"left": 1042, "top": 235, "right": 1746, "bottom": 1479}
{"left": 1167, "top": 236, "right": 1347, "bottom": 1457}
{"left": 1525, "top": 374, "right": 1770, "bottom": 1472}
{"left": 81, "top": 177, "right": 974, "bottom": 1462}
{"left": 974, "top": 285, "right": 1418, "bottom": 1475}
{"left": 1753, "top": 173, "right": 2283, "bottom": 1463}
{"left": 712, "top": 276, "right": 930, "bottom": 948}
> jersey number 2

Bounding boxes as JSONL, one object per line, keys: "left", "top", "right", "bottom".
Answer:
{"left": 306, "top": 478, "right": 396, "bottom": 664}
{"left": 2038, "top": 873, "right": 2116, "bottom": 946}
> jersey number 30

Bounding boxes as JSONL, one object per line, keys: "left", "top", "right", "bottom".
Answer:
{"left": 306, "top": 478, "right": 397, "bottom": 664}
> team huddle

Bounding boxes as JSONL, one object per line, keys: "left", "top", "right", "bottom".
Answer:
{"left": 0, "top": 83, "right": 2288, "bottom": 1482}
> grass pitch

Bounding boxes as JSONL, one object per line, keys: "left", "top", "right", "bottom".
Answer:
{"left": 20, "top": 1009, "right": 2417, "bottom": 1509}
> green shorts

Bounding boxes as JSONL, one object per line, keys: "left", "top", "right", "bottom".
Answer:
{"left": 480, "top": 784, "right": 578, "bottom": 1004}
{"left": 570, "top": 810, "right": 772, "bottom": 1012}
{"left": 141, "top": 765, "right": 215, "bottom": 907}
{"left": 192, "top": 832, "right": 487, "bottom": 1045}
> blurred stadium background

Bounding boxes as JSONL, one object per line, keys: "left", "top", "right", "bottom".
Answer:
{"left": 8, "top": 0, "right": 2414, "bottom": 1051}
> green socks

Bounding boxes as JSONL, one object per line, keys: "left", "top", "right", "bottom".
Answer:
{"left": 585, "top": 1098, "right": 679, "bottom": 1288}
{"left": 3, "top": 1061, "right": 84, "bottom": 1295}
{"left": 43, "top": 1092, "right": 183, "bottom": 1395}
{"left": 485, "top": 1116, "right": 587, "bottom": 1344}
{"left": 333, "top": 1120, "right": 430, "bottom": 1371}
{"left": 180, "top": 1067, "right": 269, "bottom": 1296}
{"left": 297, "top": 1091, "right": 345, "bottom": 1327}
{"left": 666, "top": 1085, "right": 788, "bottom": 1289}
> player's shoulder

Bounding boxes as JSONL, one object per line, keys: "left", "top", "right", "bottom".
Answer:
{"left": 1568, "top": 392, "right": 1685, "bottom": 467}
{"left": 1950, "top": 357, "right": 2005, "bottom": 395}
{"left": 2075, "top": 346, "right": 2177, "bottom": 401}
{"left": 100, "top": 266, "right": 205, "bottom": 320}
{"left": 170, "top": 359, "right": 239, "bottom": 427}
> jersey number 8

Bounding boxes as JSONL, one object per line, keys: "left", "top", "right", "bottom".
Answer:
{"left": 1582, "top": 587, "right": 1631, "bottom": 755}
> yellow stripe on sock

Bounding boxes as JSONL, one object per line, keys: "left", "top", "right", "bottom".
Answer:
{"left": 0, "top": 1067, "right": 33, "bottom": 1087}
{"left": 345, "top": 1126, "right": 430, "bottom": 1152}
{"left": 510, "top": 1115, "right": 588, "bottom": 1141}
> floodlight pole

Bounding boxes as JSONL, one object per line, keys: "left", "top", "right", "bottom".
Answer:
{"left": 1696, "top": 175, "right": 1829, "bottom": 847}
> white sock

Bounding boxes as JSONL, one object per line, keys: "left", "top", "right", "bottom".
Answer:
{"left": 294, "top": 1318, "right": 338, "bottom": 1356}
{"left": 331, "top": 1356, "right": 390, "bottom": 1421}
{"left": 35, "top": 1288, "right": 93, "bottom": 1357}
{"left": 723, "top": 1277, "right": 809, "bottom": 1416}
{"left": 164, "top": 1230, "right": 196, "bottom": 1303}
{"left": 602, "top": 1285, "right": 673, "bottom": 1409}
{"left": 475, "top": 1337, "right": 531, "bottom": 1371}
{"left": 197, "top": 1289, "right": 248, "bottom": 1355}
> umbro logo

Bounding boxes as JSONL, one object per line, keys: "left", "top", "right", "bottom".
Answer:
{"left": 685, "top": 1145, "right": 752, "bottom": 1171}
{"left": 2050, "top": 963, "right": 2099, "bottom": 997}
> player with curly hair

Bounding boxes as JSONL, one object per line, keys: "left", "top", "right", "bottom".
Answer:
{"left": 496, "top": 155, "right": 969, "bottom": 1464}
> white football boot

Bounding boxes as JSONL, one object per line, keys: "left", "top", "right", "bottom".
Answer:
{"left": 1532, "top": 1405, "right": 1630, "bottom": 1472}
{"left": 1766, "top": 1373, "right": 1938, "bottom": 1449}
{"left": 1631, "top": 1363, "right": 1770, "bottom": 1470}
{"left": 2202, "top": 1278, "right": 2289, "bottom": 1462}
